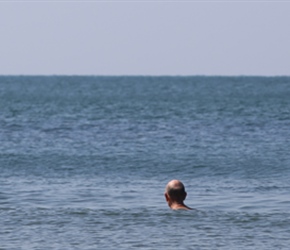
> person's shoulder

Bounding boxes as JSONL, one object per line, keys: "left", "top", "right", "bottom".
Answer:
{"left": 172, "top": 205, "right": 193, "bottom": 210}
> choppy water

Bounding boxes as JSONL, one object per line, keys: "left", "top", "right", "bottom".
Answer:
{"left": 1, "top": 76, "right": 290, "bottom": 249}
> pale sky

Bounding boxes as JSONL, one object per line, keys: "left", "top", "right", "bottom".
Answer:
{"left": 0, "top": 1, "right": 289, "bottom": 76}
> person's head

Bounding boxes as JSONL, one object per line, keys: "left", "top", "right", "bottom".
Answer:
{"left": 164, "top": 179, "right": 187, "bottom": 207}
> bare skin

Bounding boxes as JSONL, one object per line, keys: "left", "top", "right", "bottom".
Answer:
{"left": 164, "top": 180, "right": 192, "bottom": 210}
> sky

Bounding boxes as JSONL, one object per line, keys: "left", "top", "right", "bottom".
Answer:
{"left": 0, "top": 1, "right": 289, "bottom": 76}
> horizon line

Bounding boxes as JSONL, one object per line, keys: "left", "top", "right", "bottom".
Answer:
{"left": 0, "top": 74, "right": 290, "bottom": 77}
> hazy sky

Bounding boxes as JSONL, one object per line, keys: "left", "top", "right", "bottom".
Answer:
{"left": 1, "top": 1, "right": 289, "bottom": 76}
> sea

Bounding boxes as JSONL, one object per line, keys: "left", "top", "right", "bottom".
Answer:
{"left": 0, "top": 76, "right": 289, "bottom": 250}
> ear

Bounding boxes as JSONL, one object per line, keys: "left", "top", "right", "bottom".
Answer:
{"left": 184, "top": 192, "right": 187, "bottom": 200}
{"left": 165, "top": 193, "right": 170, "bottom": 202}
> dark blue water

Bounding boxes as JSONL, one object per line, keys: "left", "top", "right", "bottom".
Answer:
{"left": 1, "top": 76, "right": 290, "bottom": 249}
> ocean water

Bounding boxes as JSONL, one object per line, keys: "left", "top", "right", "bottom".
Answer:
{"left": 0, "top": 76, "right": 290, "bottom": 249}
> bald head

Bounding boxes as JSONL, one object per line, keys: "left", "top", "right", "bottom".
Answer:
{"left": 164, "top": 179, "right": 192, "bottom": 210}
{"left": 165, "top": 180, "right": 186, "bottom": 201}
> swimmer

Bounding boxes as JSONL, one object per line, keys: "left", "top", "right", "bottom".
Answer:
{"left": 165, "top": 180, "right": 192, "bottom": 210}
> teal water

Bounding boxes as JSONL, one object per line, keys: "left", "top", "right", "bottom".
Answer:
{"left": 1, "top": 76, "right": 290, "bottom": 249}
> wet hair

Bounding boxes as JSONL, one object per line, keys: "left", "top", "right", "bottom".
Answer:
{"left": 167, "top": 185, "right": 186, "bottom": 200}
